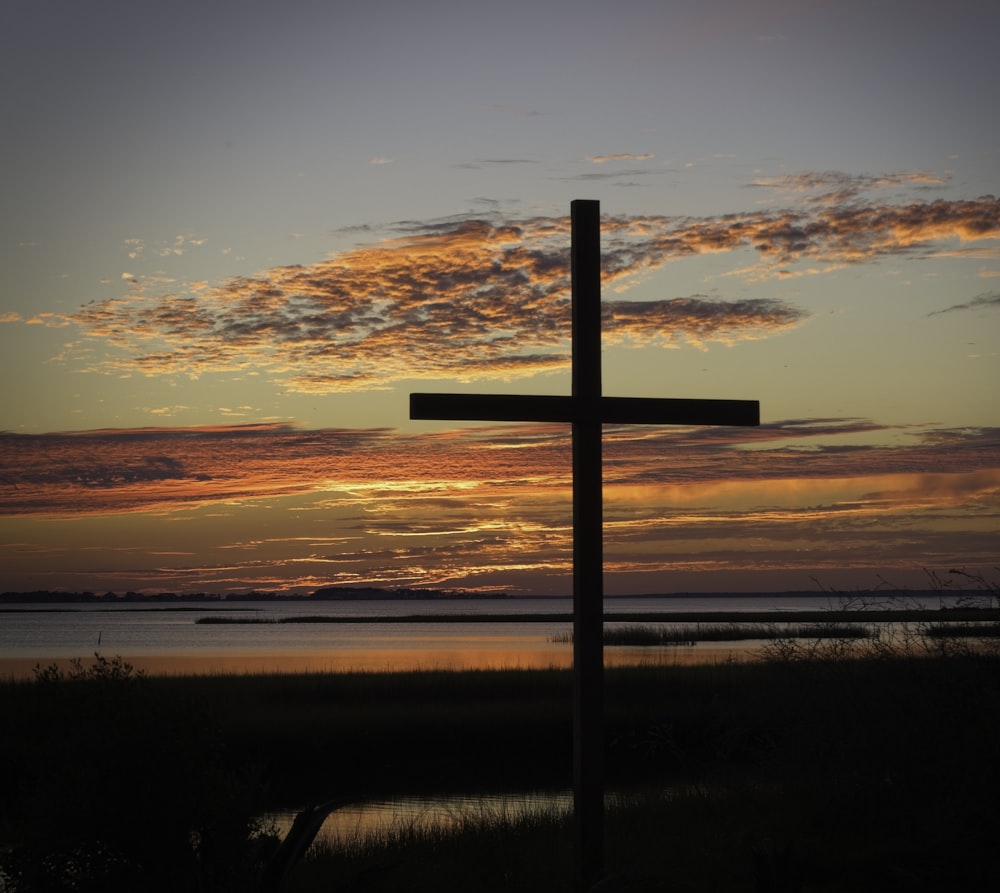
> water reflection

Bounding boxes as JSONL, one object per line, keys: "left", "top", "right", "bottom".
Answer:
{"left": 0, "top": 641, "right": 759, "bottom": 679}
{"left": 0, "top": 645, "right": 569, "bottom": 680}
{"left": 269, "top": 791, "right": 573, "bottom": 849}
{"left": 5, "top": 595, "right": 863, "bottom": 678}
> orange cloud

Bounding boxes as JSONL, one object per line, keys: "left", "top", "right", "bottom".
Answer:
{"left": 587, "top": 153, "right": 655, "bottom": 163}
{"left": 3, "top": 420, "right": 997, "bottom": 515}
{"left": 24, "top": 192, "right": 988, "bottom": 393}
{"left": 2, "top": 422, "right": 997, "bottom": 593}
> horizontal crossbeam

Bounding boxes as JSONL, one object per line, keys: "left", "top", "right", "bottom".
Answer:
{"left": 410, "top": 392, "right": 760, "bottom": 427}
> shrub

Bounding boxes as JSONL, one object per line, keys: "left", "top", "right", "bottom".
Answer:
{"left": 1, "top": 655, "right": 276, "bottom": 892}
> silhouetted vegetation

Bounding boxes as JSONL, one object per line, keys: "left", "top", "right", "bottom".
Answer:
{"left": 275, "top": 648, "right": 1000, "bottom": 892}
{"left": 555, "top": 621, "right": 873, "bottom": 645}
{"left": 0, "top": 586, "right": 503, "bottom": 605}
{"left": 0, "top": 656, "right": 278, "bottom": 892}
{"left": 3, "top": 620, "right": 999, "bottom": 890}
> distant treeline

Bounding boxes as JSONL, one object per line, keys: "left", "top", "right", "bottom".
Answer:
{"left": 0, "top": 586, "right": 510, "bottom": 604}
{"left": 0, "top": 587, "right": 986, "bottom": 605}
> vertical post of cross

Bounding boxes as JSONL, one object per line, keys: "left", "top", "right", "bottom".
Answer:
{"left": 571, "top": 199, "right": 604, "bottom": 890}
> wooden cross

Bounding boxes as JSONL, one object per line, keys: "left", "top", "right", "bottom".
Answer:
{"left": 410, "top": 200, "right": 760, "bottom": 890}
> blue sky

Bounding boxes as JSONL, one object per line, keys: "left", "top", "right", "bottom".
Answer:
{"left": 1, "top": 0, "right": 997, "bottom": 595}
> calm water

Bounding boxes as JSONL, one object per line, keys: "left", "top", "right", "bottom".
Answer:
{"left": 0, "top": 592, "right": 963, "bottom": 678}
{"left": 268, "top": 790, "right": 574, "bottom": 850}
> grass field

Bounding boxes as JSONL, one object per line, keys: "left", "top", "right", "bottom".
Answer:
{"left": 2, "top": 626, "right": 999, "bottom": 891}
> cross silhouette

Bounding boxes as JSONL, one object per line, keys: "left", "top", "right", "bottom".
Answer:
{"left": 410, "top": 200, "right": 760, "bottom": 890}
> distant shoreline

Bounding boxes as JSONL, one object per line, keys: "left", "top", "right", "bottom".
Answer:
{"left": 191, "top": 607, "right": 1000, "bottom": 625}
{"left": 0, "top": 586, "right": 966, "bottom": 605}
{"left": 6, "top": 604, "right": 999, "bottom": 624}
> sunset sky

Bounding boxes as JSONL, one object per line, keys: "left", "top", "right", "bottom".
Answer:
{"left": 2, "top": 0, "right": 998, "bottom": 596}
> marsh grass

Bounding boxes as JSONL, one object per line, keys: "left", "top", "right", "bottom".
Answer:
{"left": 3, "top": 637, "right": 999, "bottom": 891}
{"left": 923, "top": 621, "right": 1000, "bottom": 638}
{"left": 274, "top": 651, "right": 1000, "bottom": 892}
{"left": 554, "top": 621, "right": 873, "bottom": 646}
{"left": 286, "top": 797, "right": 575, "bottom": 892}
{"left": 283, "top": 786, "right": 781, "bottom": 892}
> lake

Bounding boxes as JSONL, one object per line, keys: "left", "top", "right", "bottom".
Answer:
{"left": 0, "top": 591, "right": 964, "bottom": 678}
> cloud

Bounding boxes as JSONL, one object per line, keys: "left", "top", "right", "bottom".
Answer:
{"left": 587, "top": 154, "right": 655, "bottom": 163}
{"left": 920, "top": 246, "right": 1000, "bottom": 261}
{"left": 153, "top": 235, "right": 208, "bottom": 257}
{"left": 369, "top": 156, "right": 394, "bottom": 165}
{"left": 3, "top": 421, "right": 997, "bottom": 518}
{"left": 48, "top": 193, "right": 999, "bottom": 393}
{"left": 122, "top": 234, "right": 206, "bottom": 260}
{"left": 603, "top": 297, "right": 806, "bottom": 347}
{"left": 928, "top": 291, "right": 1000, "bottom": 315}
{"left": 64, "top": 217, "right": 803, "bottom": 390}
{"left": 569, "top": 168, "right": 663, "bottom": 182}
{"left": 0, "top": 424, "right": 397, "bottom": 515}
{"left": 24, "top": 312, "right": 70, "bottom": 328}
{"left": 3, "top": 422, "right": 997, "bottom": 592}
{"left": 641, "top": 196, "right": 999, "bottom": 267}
{"left": 452, "top": 159, "right": 538, "bottom": 170}
{"left": 749, "top": 169, "right": 951, "bottom": 205}
{"left": 147, "top": 405, "right": 192, "bottom": 417}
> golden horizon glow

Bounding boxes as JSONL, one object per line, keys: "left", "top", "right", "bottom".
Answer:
{"left": 1, "top": 420, "right": 997, "bottom": 594}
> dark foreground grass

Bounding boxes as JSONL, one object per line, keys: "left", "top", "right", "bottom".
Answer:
{"left": 277, "top": 651, "right": 1000, "bottom": 892}
{"left": 2, "top": 649, "right": 999, "bottom": 891}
